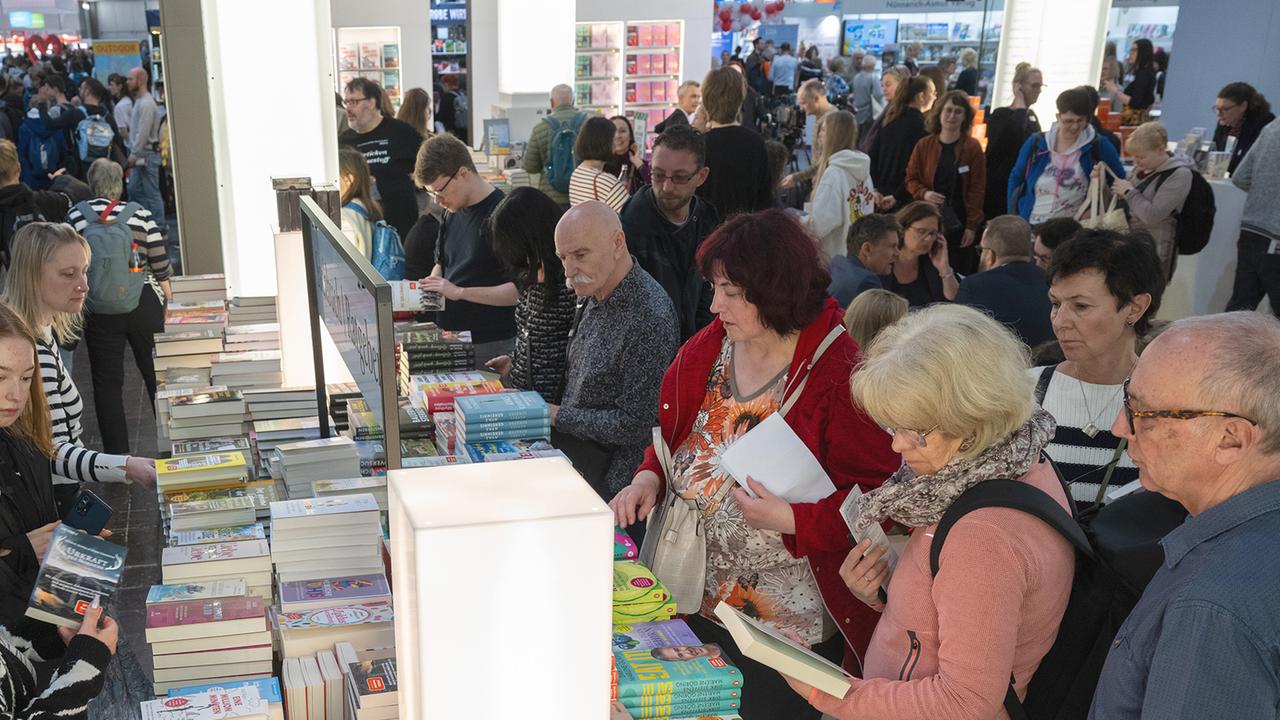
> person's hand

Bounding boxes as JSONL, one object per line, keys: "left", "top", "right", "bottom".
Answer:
{"left": 733, "top": 478, "right": 796, "bottom": 535}
{"left": 929, "top": 238, "right": 951, "bottom": 275}
{"left": 1111, "top": 177, "right": 1134, "bottom": 195}
{"left": 484, "top": 355, "right": 513, "bottom": 381}
{"left": 26, "top": 521, "right": 60, "bottom": 559}
{"left": 783, "top": 673, "right": 817, "bottom": 702}
{"left": 48, "top": 168, "right": 66, "bottom": 180}
{"left": 610, "top": 470, "right": 661, "bottom": 528}
{"left": 960, "top": 228, "right": 976, "bottom": 248}
{"left": 923, "top": 190, "right": 946, "bottom": 205}
{"left": 420, "top": 276, "right": 462, "bottom": 301}
{"left": 124, "top": 456, "right": 156, "bottom": 487}
{"left": 839, "top": 539, "right": 889, "bottom": 610}
{"left": 57, "top": 603, "right": 118, "bottom": 655}
{"left": 874, "top": 193, "right": 897, "bottom": 211}
{"left": 1091, "top": 164, "right": 1105, "bottom": 182}
{"left": 780, "top": 173, "right": 796, "bottom": 189}
{"left": 628, "top": 144, "right": 643, "bottom": 169}
{"left": 547, "top": 403, "right": 560, "bottom": 426}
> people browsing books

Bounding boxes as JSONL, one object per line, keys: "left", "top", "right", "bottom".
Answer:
{"left": 486, "top": 187, "right": 576, "bottom": 403}
{"left": 0, "top": 607, "right": 117, "bottom": 719}
{"left": 610, "top": 210, "right": 899, "bottom": 719}
{"left": 568, "top": 116, "right": 630, "bottom": 213}
{"left": 551, "top": 201, "right": 678, "bottom": 498}
{"left": 2, "top": 223, "right": 157, "bottom": 513}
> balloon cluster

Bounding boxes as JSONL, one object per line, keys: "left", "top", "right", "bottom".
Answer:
{"left": 714, "top": 1, "right": 788, "bottom": 33}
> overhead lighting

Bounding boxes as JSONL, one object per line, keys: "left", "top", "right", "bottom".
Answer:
{"left": 81, "top": 2, "right": 90, "bottom": 10}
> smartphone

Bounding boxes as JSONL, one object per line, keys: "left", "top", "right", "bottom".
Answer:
{"left": 63, "top": 489, "right": 112, "bottom": 535}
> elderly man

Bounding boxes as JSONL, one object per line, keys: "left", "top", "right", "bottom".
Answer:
{"left": 1090, "top": 311, "right": 1280, "bottom": 720}
{"left": 521, "top": 84, "right": 586, "bottom": 207}
{"left": 550, "top": 201, "right": 678, "bottom": 499}
{"left": 654, "top": 81, "right": 700, "bottom": 134}
{"left": 956, "top": 215, "right": 1053, "bottom": 347}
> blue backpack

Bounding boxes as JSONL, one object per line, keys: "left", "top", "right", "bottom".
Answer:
{"left": 543, "top": 112, "right": 587, "bottom": 195}
{"left": 17, "top": 112, "right": 62, "bottom": 190}
{"left": 78, "top": 200, "right": 146, "bottom": 315}
{"left": 76, "top": 111, "right": 115, "bottom": 162}
{"left": 346, "top": 202, "right": 405, "bottom": 281}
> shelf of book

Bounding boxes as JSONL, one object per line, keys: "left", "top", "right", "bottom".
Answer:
{"left": 622, "top": 20, "right": 683, "bottom": 141}
{"left": 335, "top": 26, "right": 402, "bottom": 113}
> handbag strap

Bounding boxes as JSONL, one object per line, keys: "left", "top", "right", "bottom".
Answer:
{"left": 779, "top": 326, "right": 845, "bottom": 417}
{"left": 1091, "top": 438, "right": 1129, "bottom": 508}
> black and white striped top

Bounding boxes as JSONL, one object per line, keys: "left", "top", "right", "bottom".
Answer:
{"left": 0, "top": 622, "right": 110, "bottom": 719}
{"left": 38, "top": 328, "right": 128, "bottom": 485}
{"left": 66, "top": 197, "right": 171, "bottom": 304}
{"left": 1031, "top": 365, "right": 1138, "bottom": 504}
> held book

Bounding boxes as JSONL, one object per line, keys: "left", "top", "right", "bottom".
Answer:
{"left": 718, "top": 414, "right": 837, "bottom": 503}
{"left": 838, "top": 485, "right": 900, "bottom": 587}
{"left": 26, "top": 525, "right": 127, "bottom": 628}
{"left": 713, "top": 601, "right": 852, "bottom": 698}
{"left": 389, "top": 280, "right": 445, "bottom": 312}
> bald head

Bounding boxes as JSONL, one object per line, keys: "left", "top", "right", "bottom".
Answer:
{"left": 555, "top": 201, "right": 629, "bottom": 301}
{"left": 127, "top": 66, "right": 149, "bottom": 96}
{"left": 551, "top": 84, "right": 574, "bottom": 108}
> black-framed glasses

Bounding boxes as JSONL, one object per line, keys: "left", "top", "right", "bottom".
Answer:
{"left": 651, "top": 171, "right": 697, "bottom": 186}
{"left": 1121, "top": 378, "right": 1257, "bottom": 435}
{"left": 1213, "top": 102, "right": 1241, "bottom": 115}
{"left": 342, "top": 96, "right": 371, "bottom": 108}
{"left": 425, "top": 168, "right": 460, "bottom": 198}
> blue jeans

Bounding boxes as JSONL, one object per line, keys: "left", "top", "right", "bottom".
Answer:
{"left": 128, "top": 149, "right": 165, "bottom": 231}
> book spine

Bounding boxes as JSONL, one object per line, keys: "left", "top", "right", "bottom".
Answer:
{"left": 612, "top": 677, "right": 743, "bottom": 700}
{"left": 622, "top": 698, "right": 741, "bottom": 718}
{"left": 616, "top": 688, "right": 741, "bottom": 708}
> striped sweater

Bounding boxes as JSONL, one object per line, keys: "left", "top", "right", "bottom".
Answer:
{"left": 0, "top": 621, "right": 110, "bottom": 720}
{"left": 66, "top": 197, "right": 170, "bottom": 307}
{"left": 38, "top": 328, "right": 129, "bottom": 485}
{"left": 1030, "top": 365, "right": 1138, "bottom": 503}
{"left": 568, "top": 165, "right": 629, "bottom": 213}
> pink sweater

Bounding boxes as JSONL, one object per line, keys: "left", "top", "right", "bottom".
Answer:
{"left": 812, "top": 458, "right": 1074, "bottom": 720}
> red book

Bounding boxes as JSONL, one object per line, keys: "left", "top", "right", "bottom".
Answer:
{"left": 145, "top": 596, "right": 267, "bottom": 644}
{"left": 425, "top": 385, "right": 503, "bottom": 414}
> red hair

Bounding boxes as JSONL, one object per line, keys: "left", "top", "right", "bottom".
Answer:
{"left": 696, "top": 209, "right": 830, "bottom": 335}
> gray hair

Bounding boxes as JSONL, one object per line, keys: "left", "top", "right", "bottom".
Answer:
{"left": 861, "top": 54, "right": 878, "bottom": 71}
{"left": 1166, "top": 312, "right": 1280, "bottom": 454}
{"left": 86, "top": 158, "right": 123, "bottom": 199}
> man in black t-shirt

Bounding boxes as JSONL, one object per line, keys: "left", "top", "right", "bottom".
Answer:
{"left": 413, "top": 134, "right": 517, "bottom": 365}
{"left": 339, "top": 77, "right": 422, "bottom": 240}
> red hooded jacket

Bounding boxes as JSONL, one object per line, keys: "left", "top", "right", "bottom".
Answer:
{"left": 634, "top": 298, "right": 900, "bottom": 672}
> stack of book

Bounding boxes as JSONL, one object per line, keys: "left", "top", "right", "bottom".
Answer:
{"left": 272, "top": 602, "right": 395, "bottom": 657}
{"left": 156, "top": 453, "right": 252, "bottom": 495}
{"left": 459, "top": 440, "right": 564, "bottom": 464}
{"left": 159, "top": 367, "right": 214, "bottom": 391}
{"left": 251, "top": 417, "right": 333, "bottom": 475}
{"left": 144, "top": 585, "right": 271, "bottom": 695}
{"left": 166, "top": 389, "right": 247, "bottom": 442}
{"left": 408, "top": 371, "right": 503, "bottom": 416}
{"left": 269, "top": 494, "right": 383, "bottom": 583}
{"left": 431, "top": 412, "right": 457, "bottom": 456}
{"left": 228, "top": 296, "right": 279, "bottom": 326}
{"left": 245, "top": 387, "right": 317, "bottom": 422}
{"left": 453, "top": 391, "right": 551, "bottom": 446}
{"left": 327, "top": 383, "right": 362, "bottom": 433}
{"left": 278, "top": 573, "right": 392, "bottom": 613}
{"left": 154, "top": 329, "right": 223, "bottom": 375}
{"left": 162, "top": 479, "right": 277, "bottom": 528}
{"left": 155, "top": 385, "right": 225, "bottom": 448}
{"left": 161, "top": 540, "right": 273, "bottom": 597}
{"left": 225, "top": 322, "right": 282, "bottom": 352}
{"left": 352, "top": 439, "right": 388, "bottom": 476}
{"left": 165, "top": 301, "right": 228, "bottom": 334}
{"left": 170, "top": 274, "right": 228, "bottom": 306}
{"left": 613, "top": 561, "right": 676, "bottom": 624}
{"left": 611, "top": 618, "right": 744, "bottom": 720}
{"left": 168, "top": 496, "right": 257, "bottom": 533}
{"left": 141, "top": 684, "right": 273, "bottom": 719}
{"left": 311, "top": 476, "right": 388, "bottom": 511}
{"left": 281, "top": 653, "right": 341, "bottom": 720}
{"left": 211, "top": 350, "right": 284, "bottom": 390}
{"left": 344, "top": 399, "right": 431, "bottom": 443}
{"left": 273, "top": 437, "right": 360, "bottom": 499}
{"left": 166, "top": 678, "right": 284, "bottom": 720}
{"left": 395, "top": 327, "right": 475, "bottom": 393}
{"left": 336, "top": 643, "right": 398, "bottom": 720}
{"left": 171, "top": 437, "right": 254, "bottom": 469}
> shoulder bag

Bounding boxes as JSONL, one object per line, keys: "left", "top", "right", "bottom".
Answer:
{"left": 640, "top": 326, "right": 845, "bottom": 613}
{"left": 1075, "top": 162, "right": 1129, "bottom": 232}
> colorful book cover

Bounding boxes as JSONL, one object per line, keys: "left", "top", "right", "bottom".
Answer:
{"left": 140, "top": 686, "right": 266, "bottom": 720}
{"left": 622, "top": 696, "right": 741, "bottom": 718}
{"left": 164, "top": 482, "right": 276, "bottom": 513}
{"left": 614, "top": 528, "right": 638, "bottom": 561}
{"left": 157, "top": 453, "right": 246, "bottom": 478}
{"left": 147, "top": 580, "right": 247, "bottom": 605}
{"left": 625, "top": 54, "right": 638, "bottom": 75}
{"left": 381, "top": 43, "right": 399, "bottom": 68}
{"left": 575, "top": 24, "right": 590, "bottom": 49}
{"left": 358, "top": 43, "right": 380, "bottom": 69}
{"left": 168, "top": 677, "right": 281, "bottom": 704}
{"left": 145, "top": 596, "right": 265, "bottom": 632}
{"left": 458, "top": 425, "right": 550, "bottom": 444}
{"left": 612, "top": 619, "right": 700, "bottom": 652}
{"left": 635, "top": 23, "right": 653, "bottom": 47}
{"left": 273, "top": 602, "right": 394, "bottom": 631}
{"left": 576, "top": 55, "right": 591, "bottom": 79}
{"left": 269, "top": 494, "right": 380, "bottom": 520}
{"left": 171, "top": 437, "right": 250, "bottom": 456}
{"left": 169, "top": 496, "right": 256, "bottom": 518}
{"left": 338, "top": 43, "right": 359, "bottom": 71}
{"left": 168, "top": 390, "right": 242, "bottom": 408}
{"left": 613, "top": 601, "right": 677, "bottom": 624}
{"left": 453, "top": 391, "right": 549, "bottom": 424}
{"left": 652, "top": 23, "right": 667, "bottom": 47}
{"left": 162, "top": 540, "right": 270, "bottom": 567}
{"left": 26, "top": 526, "right": 127, "bottom": 628}
{"left": 168, "top": 524, "right": 265, "bottom": 547}
{"left": 348, "top": 657, "right": 398, "bottom": 704}
{"left": 612, "top": 646, "right": 742, "bottom": 699}
{"left": 613, "top": 561, "right": 670, "bottom": 606}
{"left": 636, "top": 53, "right": 652, "bottom": 76}
{"left": 279, "top": 574, "right": 390, "bottom": 607}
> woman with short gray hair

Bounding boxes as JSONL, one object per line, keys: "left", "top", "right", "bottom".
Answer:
{"left": 85, "top": 157, "right": 123, "bottom": 200}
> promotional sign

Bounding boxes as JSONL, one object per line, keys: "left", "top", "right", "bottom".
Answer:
{"left": 91, "top": 40, "right": 145, "bottom": 82}
{"left": 758, "top": 22, "right": 799, "bottom": 49}
{"left": 843, "top": 19, "right": 897, "bottom": 55}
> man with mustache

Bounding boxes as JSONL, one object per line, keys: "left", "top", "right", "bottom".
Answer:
{"left": 551, "top": 201, "right": 678, "bottom": 500}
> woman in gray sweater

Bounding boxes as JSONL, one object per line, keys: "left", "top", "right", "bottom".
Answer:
{"left": 1110, "top": 121, "right": 1192, "bottom": 280}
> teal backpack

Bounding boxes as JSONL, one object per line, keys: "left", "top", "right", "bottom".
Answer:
{"left": 543, "top": 112, "right": 587, "bottom": 194}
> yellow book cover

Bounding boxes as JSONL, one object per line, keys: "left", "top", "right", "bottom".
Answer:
{"left": 612, "top": 602, "right": 677, "bottom": 624}
{"left": 613, "top": 561, "right": 669, "bottom": 606}
{"left": 157, "top": 453, "right": 248, "bottom": 488}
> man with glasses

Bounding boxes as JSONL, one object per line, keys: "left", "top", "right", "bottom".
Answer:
{"left": 955, "top": 215, "right": 1052, "bottom": 347}
{"left": 1091, "top": 311, "right": 1280, "bottom": 720}
{"left": 619, "top": 125, "right": 718, "bottom": 342}
{"left": 340, "top": 77, "right": 423, "bottom": 240}
{"left": 413, "top": 134, "right": 517, "bottom": 364}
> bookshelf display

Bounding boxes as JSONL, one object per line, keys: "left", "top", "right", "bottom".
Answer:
{"left": 335, "top": 26, "right": 403, "bottom": 113}
{"left": 623, "top": 20, "right": 684, "bottom": 141}
{"left": 575, "top": 22, "right": 624, "bottom": 117}
{"left": 429, "top": 1, "right": 469, "bottom": 81}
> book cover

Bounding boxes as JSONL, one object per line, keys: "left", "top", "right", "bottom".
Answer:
{"left": 612, "top": 619, "right": 700, "bottom": 652}
{"left": 172, "top": 438, "right": 250, "bottom": 455}
{"left": 348, "top": 656, "right": 398, "bottom": 707}
{"left": 162, "top": 540, "right": 271, "bottom": 568}
{"left": 453, "top": 391, "right": 549, "bottom": 424}
{"left": 612, "top": 646, "right": 742, "bottom": 699}
{"left": 713, "top": 601, "right": 851, "bottom": 698}
{"left": 312, "top": 477, "right": 385, "bottom": 495}
{"left": 613, "top": 528, "right": 638, "bottom": 562}
{"left": 169, "top": 496, "right": 257, "bottom": 518}
{"left": 26, "top": 526, "right": 127, "bottom": 628}
{"left": 358, "top": 43, "right": 380, "bottom": 69}
{"left": 457, "top": 425, "right": 550, "bottom": 444}
{"left": 158, "top": 453, "right": 247, "bottom": 479}
{"left": 269, "top": 494, "right": 380, "bottom": 520}
{"left": 613, "top": 561, "right": 670, "bottom": 606}
{"left": 575, "top": 24, "right": 590, "bottom": 49}
{"left": 381, "top": 43, "right": 399, "bottom": 68}
{"left": 146, "top": 596, "right": 265, "bottom": 632}
{"left": 167, "top": 677, "right": 281, "bottom": 704}
{"left": 652, "top": 23, "right": 667, "bottom": 46}
{"left": 169, "top": 390, "right": 242, "bottom": 408}
{"left": 613, "top": 601, "right": 677, "bottom": 624}
{"left": 576, "top": 55, "right": 591, "bottom": 80}
{"left": 621, "top": 697, "right": 741, "bottom": 718}
{"left": 140, "top": 686, "right": 267, "bottom": 720}
{"left": 279, "top": 574, "right": 391, "bottom": 608}
{"left": 636, "top": 53, "right": 652, "bottom": 76}
{"left": 389, "top": 280, "right": 445, "bottom": 312}
{"left": 164, "top": 483, "right": 276, "bottom": 514}
{"left": 625, "top": 54, "right": 638, "bottom": 75}
{"left": 635, "top": 23, "right": 653, "bottom": 47}
{"left": 168, "top": 524, "right": 266, "bottom": 547}
{"left": 147, "top": 580, "right": 247, "bottom": 605}
{"left": 273, "top": 602, "right": 394, "bottom": 631}
{"left": 338, "top": 44, "right": 359, "bottom": 71}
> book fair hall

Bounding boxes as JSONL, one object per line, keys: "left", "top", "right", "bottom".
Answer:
{"left": 3, "top": 0, "right": 1280, "bottom": 717}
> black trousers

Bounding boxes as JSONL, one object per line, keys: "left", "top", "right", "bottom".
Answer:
{"left": 84, "top": 288, "right": 164, "bottom": 454}
{"left": 1225, "top": 229, "right": 1280, "bottom": 318}
{"left": 685, "top": 612, "right": 844, "bottom": 720}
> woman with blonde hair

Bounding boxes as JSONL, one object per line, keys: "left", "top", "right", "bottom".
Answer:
{"left": 395, "top": 87, "right": 434, "bottom": 139}
{"left": 3, "top": 223, "right": 156, "bottom": 513}
{"left": 339, "top": 147, "right": 382, "bottom": 259}
{"left": 785, "top": 304, "right": 1075, "bottom": 720}
{"left": 1110, "top": 121, "right": 1193, "bottom": 279}
{"left": 955, "top": 48, "right": 979, "bottom": 97}
{"left": 844, "top": 289, "right": 908, "bottom": 350}
{"left": 806, "top": 110, "right": 875, "bottom": 258}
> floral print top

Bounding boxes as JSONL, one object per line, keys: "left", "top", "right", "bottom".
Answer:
{"left": 670, "top": 338, "right": 829, "bottom": 644}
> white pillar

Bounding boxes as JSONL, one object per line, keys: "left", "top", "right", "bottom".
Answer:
{"left": 991, "top": 0, "right": 1113, "bottom": 122}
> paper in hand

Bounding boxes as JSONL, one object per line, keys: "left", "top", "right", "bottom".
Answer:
{"left": 719, "top": 414, "right": 837, "bottom": 503}
{"left": 840, "top": 485, "right": 899, "bottom": 583}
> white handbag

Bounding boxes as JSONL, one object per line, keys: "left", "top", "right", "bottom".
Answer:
{"left": 1076, "top": 163, "right": 1129, "bottom": 232}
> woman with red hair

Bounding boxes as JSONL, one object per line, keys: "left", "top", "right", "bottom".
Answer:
{"left": 611, "top": 209, "right": 899, "bottom": 719}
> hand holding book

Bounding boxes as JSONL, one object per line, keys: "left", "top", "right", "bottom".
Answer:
{"left": 839, "top": 539, "right": 890, "bottom": 611}
{"left": 56, "top": 600, "right": 119, "bottom": 654}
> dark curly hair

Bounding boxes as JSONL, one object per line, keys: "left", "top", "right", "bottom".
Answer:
{"left": 1046, "top": 229, "right": 1165, "bottom": 335}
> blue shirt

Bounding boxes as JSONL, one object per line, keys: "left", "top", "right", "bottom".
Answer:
{"left": 769, "top": 54, "right": 799, "bottom": 91}
{"left": 827, "top": 255, "right": 882, "bottom": 309}
{"left": 1089, "top": 479, "right": 1280, "bottom": 720}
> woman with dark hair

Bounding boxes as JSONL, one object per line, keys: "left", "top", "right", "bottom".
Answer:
{"left": 1212, "top": 82, "right": 1275, "bottom": 173}
{"left": 1075, "top": 84, "right": 1123, "bottom": 155}
{"left": 798, "top": 46, "right": 824, "bottom": 85}
{"left": 883, "top": 201, "right": 957, "bottom": 306}
{"left": 604, "top": 115, "right": 650, "bottom": 195}
{"left": 611, "top": 209, "right": 898, "bottom": 719}
{"left": 568, "top": 116, "right": 630, "bottom": 212}
{"left": 870, "top": 76, "right": 935, "bottom": 209}
{"left": 1037, "top": 229, "right": 1165, "bottom": 506}
{"left": 1106, "top": 39, "right": 1157, "bottom": 123}
{"left": 904, "top": 90, "right": 986, "bottom": 274}
{"left": 485, "top": 187, "right": 576, "bottom": 403}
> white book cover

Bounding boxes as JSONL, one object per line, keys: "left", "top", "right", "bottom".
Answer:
{"left": 713, "top": 601, "right": 851, "bottom": 698}
{"left": 146, "top": 579, "right": 247, "bottom": 604}
{"left": 270, "top": 494, "right": 380, "bottom": 520}
{"left": 162, "top": 540, "right": 271, "bottom": 567}
{"left": 838, "top": 485, "right": 900, "bottom": 586}
{"left": 389, "top": 280, "right": 446, "bottom": 312}
{"left": 139, "top": 686, "right": 267, "bottom": 720}
{"left": 718, "top": 414, "right": 838, "bottom": 503}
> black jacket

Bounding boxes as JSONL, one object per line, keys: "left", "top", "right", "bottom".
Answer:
{"left": 984, "top": 106, "right": 1041, "bottom": 219}
{"left": 0, "top": 180, "right": 84, "bottom": 269}
{"left": 870, "top": 107, "right": 927, "bottom": 205}
{"left": 653, "top": 109, "right": 689, "bottom": 135}
{"left": 621, "top": 186, "right": 720, "bottom": 342}
{"left": 0, "top": 430, "right": 58, "bottom": 626}
{"left": 1214, "top": 109, "right": 1276, "bottom": 174}
{"left": 955, "top": 260, "right": 1053, "bottom": 348}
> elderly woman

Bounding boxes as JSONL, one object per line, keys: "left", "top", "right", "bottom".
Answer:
{"left": 610, "top": 209, "right": 898, "bottom": 720}
{"left": 64, "top": 158, "right": 170, "bottom": 456}
{"left": 788, "top": 304, "right": 1075, "bottom": 719}
{"left": 883, "top": 201, "right": 958, "bottom": 307}
{"left": 1036, "top": 230, "right": 1165, "bottom": 505}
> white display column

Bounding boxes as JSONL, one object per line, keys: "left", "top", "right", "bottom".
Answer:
{"left": 201, "top": 0, "right": 338, "bottom": 298}
{"left": 990, "top": 0, "right": 1112, "bottom": 121}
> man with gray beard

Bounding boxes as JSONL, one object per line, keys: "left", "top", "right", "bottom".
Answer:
{"left": 549, "top": 201, "right": 678, "bottom": 499}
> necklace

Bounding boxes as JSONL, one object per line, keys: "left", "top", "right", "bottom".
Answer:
{"left": 1076, "top": 377, "right": 1123, "bottom": 438}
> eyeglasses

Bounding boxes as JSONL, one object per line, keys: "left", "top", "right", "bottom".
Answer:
{"left": 1213, "top": 102, "right": 1241, "bottom": 115}
{"left": 424, "top": 168, "right": 459, "bottom": 198}
{"left": 1121, "top": 378, "right": 1257, "bottom": 435}
{"left": 342, "top": 96, "right": 371, "bottom": 108}
{"left": 881, "top": 424, "right": 938, "bottom": 448}
{"left": 651, "top": 171, "right": 697, "bottom": 186}
{"left": 909, "top": 226, "right": 942, "bottom": 239}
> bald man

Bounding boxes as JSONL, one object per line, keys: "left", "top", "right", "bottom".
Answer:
{"left": 125, "top": 66, "right": 165, "bottom": 229}
{"left": 550, "top": 201, "right": 678, "bottom": 499}
{"left": 521, "top": 84, "right": 586, "bottom": 206}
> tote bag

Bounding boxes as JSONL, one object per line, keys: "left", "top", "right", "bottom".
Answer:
{"left": 1075, "top": 164, "right": 1129, "bottom": 232}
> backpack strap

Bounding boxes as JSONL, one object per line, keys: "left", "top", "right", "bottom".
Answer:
{"left": 344, "top": 201, "right": 370, "bottom": 219}
{"left": 542, "top": 116, "right": 562, "bottom": 133}
{"left": 74, "top": 200, "right": 99, "bottom": 224}
{"left": 569, "top": 111, "right": 588, "bottom": 132}
{"left": 1034, "top": 365, "right": 1056, "bottom": 406}
{"left": 114, "top": 201, "right": 143, "bottom": 228}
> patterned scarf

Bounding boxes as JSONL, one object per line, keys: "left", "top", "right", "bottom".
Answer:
{"left": 853, "top": 408, "right": 1057, "bottom": 532}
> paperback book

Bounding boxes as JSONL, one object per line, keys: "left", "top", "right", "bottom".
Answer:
{"left": 26, "top": 526, "right": 127, "bottom": 628}
{"left": 139, "top": 686, "right": 268, "bottom": 720}
{"left": 147, "top": 580, "right": 247, "bottom": 605}
{"left": 278, "top": 574, "right": 392, "bottom": 612}
{"left": 611, "top": 646, "right": 743, "bottom": 700}
{"left": 167, "top": 524, "right": 266, "bottom": 547}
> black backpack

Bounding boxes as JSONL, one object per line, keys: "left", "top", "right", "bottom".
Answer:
{"left": 1143, "top": 167, "right": 1216, "bottom": 255}
{"left": 930, "top": 469, "right": 1187, "bottom": 720}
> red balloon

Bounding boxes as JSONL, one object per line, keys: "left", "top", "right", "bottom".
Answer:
{"left": 751, "top": 8, "right": 762, "bottom": 19}
{"left": 719, "top": 6, "right": 732, "bottom": 20}
{"left": 721, "top": 18, "right": 733, "bottom": 31}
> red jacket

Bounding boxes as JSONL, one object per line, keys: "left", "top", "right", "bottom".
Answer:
{"left": 635, "top": 298, "right": 901, "bottom": 672}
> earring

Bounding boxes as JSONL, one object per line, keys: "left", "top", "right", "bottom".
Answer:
{"left": 958, "top": 436, "right": 975, "bottom": 453}
{"left": 1126, "top": 318, "right": 1136, "bottom": 326}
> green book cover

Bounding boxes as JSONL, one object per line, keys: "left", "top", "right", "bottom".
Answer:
{"left": 612, "top": 646, "right": 743, "bottom": 700}
{"left": 613, "top": 561, "right": 669, "bottom": 606}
